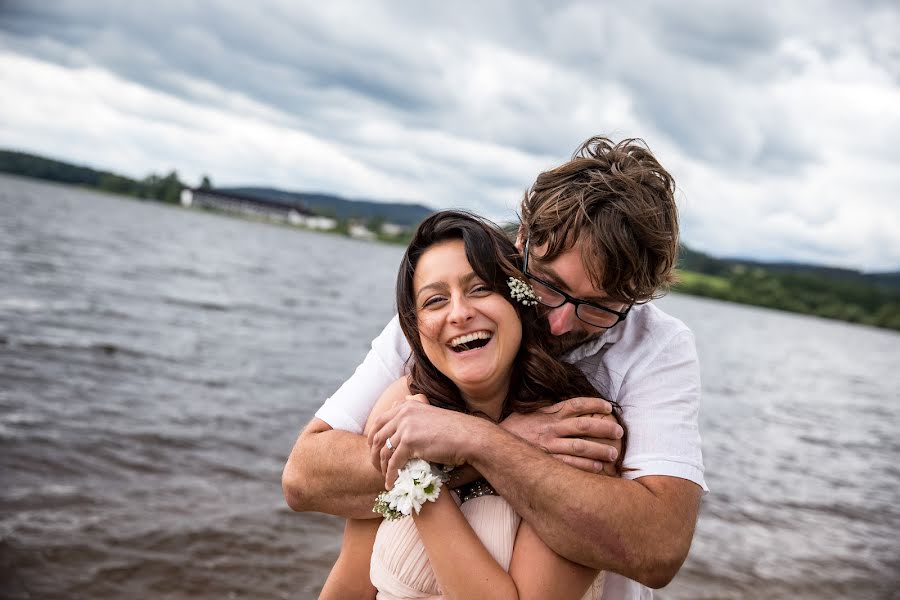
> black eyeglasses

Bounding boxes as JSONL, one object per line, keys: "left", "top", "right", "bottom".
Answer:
{"left": 522, "top": 237, "right": 631, "bottom": 329}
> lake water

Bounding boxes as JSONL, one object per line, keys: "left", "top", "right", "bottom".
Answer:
{"left": 1, "top": 175, "right": 898, "bottom": 599}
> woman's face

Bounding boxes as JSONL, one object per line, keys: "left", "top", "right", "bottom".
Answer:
{"left": 413, "top": 239, "right": 522, "bottom": 405}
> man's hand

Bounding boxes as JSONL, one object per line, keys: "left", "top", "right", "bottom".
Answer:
{"left": 367, "top": 395, "right": 484, "bottom": 488}
{"left": 501, "top": 396, "right": 624, "bottom": 475}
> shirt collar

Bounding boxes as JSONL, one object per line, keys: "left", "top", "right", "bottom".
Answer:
{"left": 561, "top": 319, "right": 627, "bottom": 363}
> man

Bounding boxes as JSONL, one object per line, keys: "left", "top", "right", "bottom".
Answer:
{"left": 283, "top": 136, "right": 707, "bottom": 599}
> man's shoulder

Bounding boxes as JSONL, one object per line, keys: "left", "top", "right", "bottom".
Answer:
{"left": 607, "top": 303, "right": 698, "bottom": 373}
{"left": 623, "top": 301, "right": 691, "bottom": 342}
{"left": 372, "top": 314, "right": 411, "bottom": 355}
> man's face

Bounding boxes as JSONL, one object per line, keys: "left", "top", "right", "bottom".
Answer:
{"left": 522, "top": 237, "right": 628, "bottom": 354}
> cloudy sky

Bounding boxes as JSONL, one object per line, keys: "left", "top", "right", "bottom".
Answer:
{"left": 1, "top": 1, "right": 899, "bottom": 271}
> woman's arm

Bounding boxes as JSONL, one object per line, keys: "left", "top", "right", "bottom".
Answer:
{"left": 370, "top": 381, "right": 518, "bottom": 598}
{"left": 412, "top": 492, "right": 598, "bottom": 600}
{"left": 508, "top": 521, "right": 598, "bottom": 600}
{"left": 318, "top": 379, "right": 413, "bottom": 598}
{"left": 318, "top": 519, "right": 379, "bottom": 600}
{"left": 369, "top": 383, "right": 614, "bottom": 599}
{"left": 412, "top": 412, "right": 623, "bottom": 599}
{"left": 412, "top": 492, "right": 518, "bottom": 599}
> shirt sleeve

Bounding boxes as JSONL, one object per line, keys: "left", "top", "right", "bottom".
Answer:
{"left": 314, "top": 316, "right": 411, "bottom": 434}
{"left": 617, "top": 329, "right": 709, "bottom": 492}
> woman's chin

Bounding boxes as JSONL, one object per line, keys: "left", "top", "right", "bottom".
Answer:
{"left": 448, "top": 365, "right": 509, "bottom": 402}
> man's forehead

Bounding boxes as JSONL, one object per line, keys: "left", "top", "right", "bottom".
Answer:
{"left": 530, "top": 241, "right": 608, "bottom": 300}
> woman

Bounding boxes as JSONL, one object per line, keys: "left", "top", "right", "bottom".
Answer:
{"left": 320, "top": 210, "right": 626, "bottom": 599}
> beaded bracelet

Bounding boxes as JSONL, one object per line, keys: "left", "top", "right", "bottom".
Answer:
{"left": 456, "top": 478, "right": 498, "bottom": 504}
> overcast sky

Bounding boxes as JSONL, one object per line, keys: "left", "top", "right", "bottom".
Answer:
{"left": 1, "top": 1, "right": 898, "bottom": 271}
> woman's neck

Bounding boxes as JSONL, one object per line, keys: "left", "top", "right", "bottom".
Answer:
{"left": 459, "top": 380, "right": 509, "bottom": 422}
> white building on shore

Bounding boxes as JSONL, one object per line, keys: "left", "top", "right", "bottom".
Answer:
{"left": 180, "top": 188, "right": 315, "bottom": 225}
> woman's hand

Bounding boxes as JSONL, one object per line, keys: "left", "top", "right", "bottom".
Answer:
{"left": 367, "top": 396, "right": 485, "bottom": 489}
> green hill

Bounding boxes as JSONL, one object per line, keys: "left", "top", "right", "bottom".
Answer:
{"left": 676, "top": 246, "right": 900, "bottom": 331}
{"left": 678, "top": 245, "right": 900, "bottom": 291}
{"left": 0, "top": 149, "right": 183, "bottom": 203}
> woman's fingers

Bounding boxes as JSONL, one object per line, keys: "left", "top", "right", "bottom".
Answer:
{"left": 379, "top": 432, "right": 401, "bottom": 479}
{"left": 369, "top": 416, "right": 398, "bottom": 472}
{"left": 384, "top": 440, "right": 411, "bottom": 490}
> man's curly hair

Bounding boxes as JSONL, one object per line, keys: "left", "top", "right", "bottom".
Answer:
{"left": 519, "top": 136, "right": 680, "bottom": 304}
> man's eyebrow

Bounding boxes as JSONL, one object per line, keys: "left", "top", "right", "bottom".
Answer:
{"left": 532, "top": 260, "right": 610, "bottom": 303}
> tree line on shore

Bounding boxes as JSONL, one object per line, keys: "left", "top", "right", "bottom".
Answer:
{"left": 2, "top": 148, "right": 898, "bottom": 332}
{"left": 675, "top": 248, "right": 900, "bottom": 331}
{"left": 0, "top": 149, "right": 203, "bottom": 204}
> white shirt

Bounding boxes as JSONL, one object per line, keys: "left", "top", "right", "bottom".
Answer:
{"left": 316, "top": 302, "right": 707, "bottom": 600}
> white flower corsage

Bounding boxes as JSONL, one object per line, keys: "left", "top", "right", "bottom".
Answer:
{"left": 507, "top": 276, "right": 538, "bottom": 306}
{"left": 373, "top": 458, "right": 448, "bottom": 520}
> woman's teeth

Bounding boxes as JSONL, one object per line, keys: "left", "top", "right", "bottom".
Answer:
{"left": 449, "top": 331, "right": 492, "bottom": 352}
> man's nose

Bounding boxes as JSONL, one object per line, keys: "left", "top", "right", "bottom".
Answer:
{"left": 547, "top": 302, "right": 577, "bottom": 335}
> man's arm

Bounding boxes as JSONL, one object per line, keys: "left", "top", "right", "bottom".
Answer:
{"left": 283, "top": 318, "right": 410, "bottom": 518}
{"left": 283, "top": 396, "right": 623, "bottom": 517}
{"left": 468, "top": 424, "right": 701, "bottom": 589}
{"left": 282, "top": 418, "right": 385, "bottom": 518}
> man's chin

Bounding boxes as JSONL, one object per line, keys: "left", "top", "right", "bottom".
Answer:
{"left": 546, "top": 330, "right": 598, "bottom": 355}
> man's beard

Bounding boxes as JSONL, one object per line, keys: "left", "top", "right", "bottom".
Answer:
{"left": 545, "top": 329, "right": 600, "bottom": 356}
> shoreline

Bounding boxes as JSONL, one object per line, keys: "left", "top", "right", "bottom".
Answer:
{"left": 4, "top": 172, "right": 898, "bottom": 333}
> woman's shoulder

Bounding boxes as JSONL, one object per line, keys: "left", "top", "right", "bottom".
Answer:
{"left": 364, "top": 377, "right": 412, "bottom": 434}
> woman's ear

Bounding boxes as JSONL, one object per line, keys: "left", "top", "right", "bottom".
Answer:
{"left": 514, "top": 225, "right": 525, "bottom": 252}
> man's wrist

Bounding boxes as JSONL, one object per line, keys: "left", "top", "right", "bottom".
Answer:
{"left": 498, "top": 411, "right": 538, "bottom": 447}
{"left": 457, "top": 416, "right": 499, "bottom": 465}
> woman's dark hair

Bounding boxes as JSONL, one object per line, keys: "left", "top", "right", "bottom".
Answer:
{"left": 396, "top": 210, "right": 626, "bottom": 469}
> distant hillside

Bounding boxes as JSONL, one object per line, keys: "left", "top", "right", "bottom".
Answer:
{"left": 676, "top": 246, "right": 900, "bottom": 330}
{"left": 0, "top": 149, "right": 108, "bottom": 186}
{"left": 678, "top": 245, "right": 900, "bottom": 291}
{"left": 223, "top": 186, "right": 434, "bottom": 226}
{"left": 0, "top": 149, "right": 185, "bottom": 203}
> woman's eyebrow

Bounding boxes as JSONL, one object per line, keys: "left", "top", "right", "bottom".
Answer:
{"left": 459, "top": 272, "right": 478, "bottom": 285}
{"left": 415, "top": 281, "right": 448, "bottom": 300}
{"left": 414, "top": 272, "right": 479, "bottom": 300}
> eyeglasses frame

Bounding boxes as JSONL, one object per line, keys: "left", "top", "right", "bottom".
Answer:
{"left": 522, "top": 236, "right": 632, "bottom": 329}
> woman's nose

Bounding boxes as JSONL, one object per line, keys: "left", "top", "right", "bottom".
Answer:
{"left": 448, "top": 295, "right": 475, "bottom": 324}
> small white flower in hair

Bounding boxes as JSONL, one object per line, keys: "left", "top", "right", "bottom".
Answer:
{"left": 507, "top": 277, "right": 538, "bottom": 306}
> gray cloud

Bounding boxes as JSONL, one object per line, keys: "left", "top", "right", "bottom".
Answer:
{"left": 1, "top": 0, "right": 899, "bottom": 269}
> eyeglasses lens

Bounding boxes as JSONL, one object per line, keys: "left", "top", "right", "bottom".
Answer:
{"left": 527, "top": 278, "right": 620, "bottom": 328}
